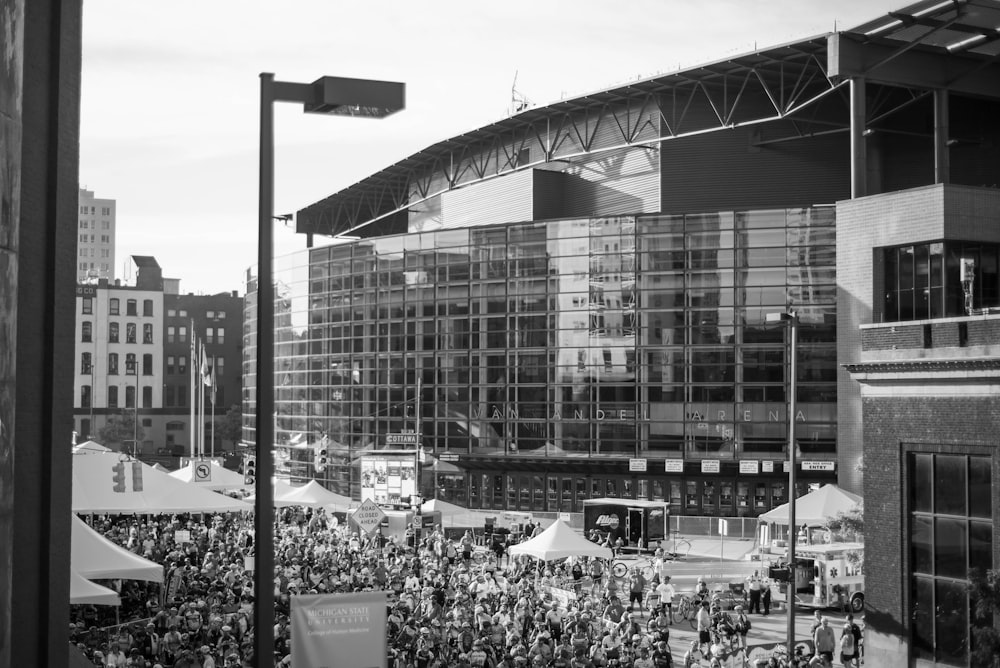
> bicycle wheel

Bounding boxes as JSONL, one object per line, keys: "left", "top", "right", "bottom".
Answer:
{"left": 611, "top": 561, "right": 629, "bottom": 579}
{"left": 670, "top": 599, "right": 688, "bottom": 625}
{"left": 639, "top": 562, "right": 656, "bottom": 580}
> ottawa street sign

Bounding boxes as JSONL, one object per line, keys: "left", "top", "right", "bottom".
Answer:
{"left": 352, "top": 498, "right": 387, "bottom": 535}
{"left": 385, "top": 433, "right": 419, "bottom": 445}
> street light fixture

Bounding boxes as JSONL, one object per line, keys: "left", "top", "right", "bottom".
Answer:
{"left": 765, "top": 310, "right": 798, "bottom": 660}
{"left": 255, "top": 73, "right": 404, "bottom": 666}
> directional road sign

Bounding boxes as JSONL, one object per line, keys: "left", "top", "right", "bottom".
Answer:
{"left": 194, "top": 462, "right": 212, "bottom": 483}
{"left": 385, "top": 433, "right": 419, "bottom": 445}
{"left": 352, "top": 498, "right": 387, "bottom": 535}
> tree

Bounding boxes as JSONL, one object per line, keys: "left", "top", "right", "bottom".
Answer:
{"left": 826, "top": 503, "right": 864, "bottom": 571}
{"left": 214, "top": 404, "right": 243, "bottom": 444}
{"left": 968, "top": 568, "right": 1000, "bottom": 667}
{"left": 96, "top": 409, "right": 144, "bottom": 449}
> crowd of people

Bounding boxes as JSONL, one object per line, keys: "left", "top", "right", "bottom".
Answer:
{"left": 69, "top": 508, "right": 859, "bottom": 668}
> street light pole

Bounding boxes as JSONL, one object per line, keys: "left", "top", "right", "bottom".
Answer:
{"left": 255, "top": 73, "right": 404, "bottom": 667}
{"left": 766, "top": 310, "right": 798, "bottom": 660}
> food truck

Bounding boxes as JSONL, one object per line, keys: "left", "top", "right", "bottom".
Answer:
{"left": 785, "top": 542, "right": 865, "bottom": 611}
{"left": 582, "top": 498, "right": 668, "bottom": 552}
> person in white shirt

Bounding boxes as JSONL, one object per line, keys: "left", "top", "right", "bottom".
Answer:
{"left": 654, "top": 575, "right": 676, "bottom": 620}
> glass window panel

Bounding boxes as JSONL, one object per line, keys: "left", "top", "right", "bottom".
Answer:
{"left": 912, "top": 454, "right": 932, "bottom": 513}
{"left": 911, "top": 515, "right": 933, "bottom": 574}
{"left": 933, "top": 518, "right": 967, "bottom": 579}
{"left": 911, "top": 577, "right": 935, "bottom": 660}
{"left": 969, "top": 520, "right": 993, "bottom": 572}
{"left": 935, "top": 455, "right": 966, "bottom": 516}
{"left": 969, "top": 455, "right": 991, "bottom": 519}
{"left": 935, "top": 580, "right": 969, "bottom": 665}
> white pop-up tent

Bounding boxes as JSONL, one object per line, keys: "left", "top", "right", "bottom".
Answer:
{"left": 245, "top": 477, "right": 298, "bottom": 504}
{"left": 70, "top": 570, "right": 120, "bottom": 606}
{"left": 72, "top": 440, "right": 111, "bottom": 455}
{"left": 72, "top": 453, "right": 252, "bottom": 514}
{"left": 758, "top": 484, "right": 862, "bottom": 527}
{"left": 169, "top": 459, "right": 249, "bottom": 491}
{"left": 71, "top": 515, "right": 163, "bottom": 582}
{"left": 275, "top": 480, "right": 353, "bottom": 511}
{"left": 508, "top": 519, "right": 613, "bottom": 561}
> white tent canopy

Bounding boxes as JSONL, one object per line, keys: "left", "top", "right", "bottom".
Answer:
{"left": 508, "top": 520, "right": 613, "bottom": 561}
{"left": 169, "top": 460, "right": 249, "bottom": 491}
{"left": 72, "top": 440, "right": 110, "bottom": 455}
{"left": 245, "top": 477, "right": 298, "bottom": 504}
{"left": 70, "top": 570, "right": 120, "bottom": 606}
{"left": 72, "top": 515, "right": 163, "bottom": 582}
{"left": 72, "top": 453, "right": 252, "bottom": 514}
{"left": 275, "top": 480, "right": 353, "bottom": 511}
{"left": 420, "top": 498, "right": 465, "bottom": 516}
{"left": 758, "top": 484, "right": 862, "bottom": 526}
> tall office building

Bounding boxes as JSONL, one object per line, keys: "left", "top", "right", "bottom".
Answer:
{"left": 77, "top": 188, "right": 116, "bottom": 283}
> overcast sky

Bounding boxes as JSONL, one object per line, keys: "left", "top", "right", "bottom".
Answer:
{"left": 80, "top": 0, "right": 901, "bottom": 295}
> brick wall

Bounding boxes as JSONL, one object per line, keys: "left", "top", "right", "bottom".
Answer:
{"left": 861, "top": 394, "right": 1000, "bottom": 668}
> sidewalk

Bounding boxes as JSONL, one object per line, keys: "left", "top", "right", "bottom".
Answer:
{"left": 682, "top": 535, "right": 757, "bottom": 560}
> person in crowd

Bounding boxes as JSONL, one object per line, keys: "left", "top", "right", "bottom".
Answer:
{"left": 812, "top": 616, "right": 837, "bottom": 667}
{"left": 746, "top": 571, "right": 762, "bottom": 614}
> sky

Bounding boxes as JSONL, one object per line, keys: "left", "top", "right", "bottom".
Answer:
{"left": 80, "top": 0, "right": 902, "bottom": 296}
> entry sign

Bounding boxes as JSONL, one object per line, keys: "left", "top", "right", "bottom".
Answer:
{"left": 353, "top": 498, "right": 387, "bottom": 535}
{"left": 194, "top": 462, "right": 212, "bottom": 483}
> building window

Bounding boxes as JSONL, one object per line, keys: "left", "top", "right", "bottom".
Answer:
{"left": 142, "top": 386, "right": 152, "bottom": 408}
{"left": 206, "top": 310, "right": 215, "bottom": 319}
{"left": 143, "top": 323, "right": 153, "bottom": 344}
{"left": 82, "top": 298, "right": 92, "bottom": 315}
{"left": 179, "top": 355, "right": 188, "bottom": 375}
{"left": 214, "top": 356, "right": 224, "bottom": 377}
{"left": 108, "top": 353, "right": 119, "bottom": 375}
{"left": 165, "top": 386, "right": 175, "bottom": 407}
{"left": 109, "top": 322, "right": 119, "bottom": 343}
{"left": 206, "top": 327, "right": 214, "bottom": 344}
{"left": 909, "top": 452, "right": 993, "bottom": 665}
{"left": 217, "top": 310, "right": 225, "bottom": 319}
{"left": 167, "top": 326, "right": 175, "bottom": 344}
{"left": 142, "top": 354, "right": 153, "bottom": 375}
{"left": 125, "top": 385, "right": 136, "bottom": 409}
{"left": 109, "top": 298, "right": 119, "bottom": 316}
{"left": 179, "top": 326, "right": 188, "bottom": 343}
{"left": 126, "top": 323, "right": 136, "bottom": 344}
{"left": 167, "top": 308, "right": 176, "bottom": 317}
{"left": 166, "top": 356, "right": 175, "bottom": 375}
{"left": 108, "top": 385, "right": 118, "bottom": 408}
{"left": 81, "top": 321, "right": 92, "bottom": 342}
{"left": 81, "top": 352, "right": 92, "bottom": 375}
{"left": 178, "top": 385, "right": 187, "bottom": 408}
{"left": 216, "top": 327, "right": 225, "bottom": 344}
{"left": 125, "top": 353, "right": 137, "bottom": 374}
{"left": 883, "top": 241, "right": 1000, "bottom": 322}
{"left": 179, "top": 309, "right": 187, "bottom": 317}
{"left": 166, "top": 421, "right": 185, "bottom": 431}
{"left": 126, "top": 299, "right": 137, "bottom": 316}
{"left": 81, "top": 385, "right": 91, "bottom": 408}
{"left": 143, "top": 299, "right": 153, "bottom": 316}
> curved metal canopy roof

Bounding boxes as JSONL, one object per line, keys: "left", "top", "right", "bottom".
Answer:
{"left": 296, "top": 0, "right": 1000, "bottom": 240}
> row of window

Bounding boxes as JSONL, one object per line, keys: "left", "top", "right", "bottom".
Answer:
{"left": 78, "top": 262, "right": 110, "bottom": 272}
{"left": 79, "top": 384, "right": 151, "bottom": 409}
{"left": 78, "top": 205, "right": 112, "bottom": 216}
{"left": 80, "top": 352, "right": 226, "bottom": 377}
{"left": 78, "top": 234, "right": 112, "bottom": 244}
{"left": 80, "top": 297, "right": 154, "bottom": 317}
{"left": 81, "top": 321, "right": 154, "bottom": 344}
{"left": 166, "top": 308, "right": 227, "bottom": 319}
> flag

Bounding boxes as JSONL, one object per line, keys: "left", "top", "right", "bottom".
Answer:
{"left": 201, "top": 342, "right": 211, "bottom": 386}
{"left": 210, "top": 362, "right": 217, "bottom": 405}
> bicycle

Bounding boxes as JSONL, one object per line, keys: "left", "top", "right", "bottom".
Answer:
{"left": 664, "top": 536, "right": 691, "bottom": 560}
{"left": 670, "top": 594, "right": 701, "bottom": 629}
{"left": 610, "top": 557, "right": 657, "bottom": 581}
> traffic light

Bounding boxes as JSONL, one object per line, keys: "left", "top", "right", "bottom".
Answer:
{"left": 112, "top": 462, "right": 126, "bottom": 493}
{"left": 314, "top": 449, "right": 327, "bottom": 474}
{"left": 131, "top": 461, "right": 143, "bottom": 492}
{"left": 244, "top": 454, "right": 256, "bottom": 485}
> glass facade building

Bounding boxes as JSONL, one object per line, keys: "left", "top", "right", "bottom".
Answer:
{"left": 244, "top": 206, "right": 837, "bottom": 516}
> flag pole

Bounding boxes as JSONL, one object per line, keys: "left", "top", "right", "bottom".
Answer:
{"left": 210, "top": 363, "right": 216, "bottom": 459}
{"left": 189, "top": 321, "right": 196, "bottom": 460}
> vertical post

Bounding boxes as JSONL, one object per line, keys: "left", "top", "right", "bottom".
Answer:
{"left": 933, "top": 88, "right": 950, "bottom": 185}
{"left": 786, "top": 314, "right": 798, "bottom": 661}
{"left": 133, "top": 370, "right": 138, "bottom": 458}
{"left": 190, "top": 319, "right": 196, "bottom": 458}
{"left": 850, "top": 77, "right": 867, "bottom": 198}
{"left": 255, "top": 72, "right": 276, "bottom": 668}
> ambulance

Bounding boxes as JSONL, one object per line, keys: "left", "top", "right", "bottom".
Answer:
{"left": 788, "top": 541, "right": 865, "bottom": 611}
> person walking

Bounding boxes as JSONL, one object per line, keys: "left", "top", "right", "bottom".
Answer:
{"left": 732, "top": 604, "right": 751, "bottom": 650}
{"left": 628, "top": 569, "right": 647, "bottom": 616}
{"left": 696, "top": 601, "right": 713, "bottom": 658}
{"left": 654, "top": 575, "right": 676, "bottom": 621}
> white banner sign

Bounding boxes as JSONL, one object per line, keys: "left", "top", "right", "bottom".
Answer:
{"left": 801, "top": 460, "right": 836, "bottom": 471}
{"left": 739, "top": 460, "right": 760, "bottom": 474}
{"left": 761, "top": 460, "right": 774, "bottom": 473}
{"left": 701, "top": 460, "right": 720, "bottom": 474}
{"left": 629, "top": 458, "right": 647, "bottom": 472}
{"left": 665, "top": 460, "right": 684, "bottom": 473}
